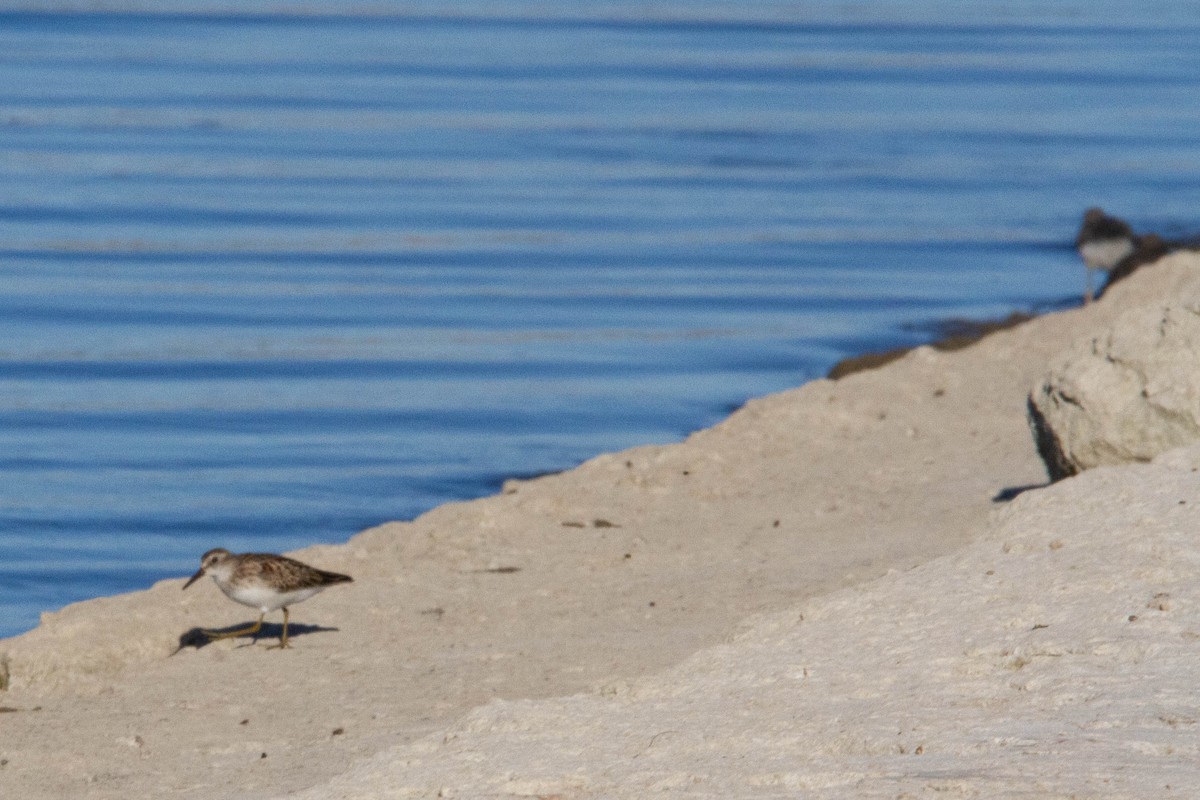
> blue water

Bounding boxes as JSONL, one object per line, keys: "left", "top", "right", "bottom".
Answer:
{"left": 3, "top": 3, "right": 1200, "bottom": 638}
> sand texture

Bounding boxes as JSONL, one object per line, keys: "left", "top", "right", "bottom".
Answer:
{"left": 2, "top": 253, "right": 1199, "bottom": 798}
{"left": 303, "top": 445, "right": 1200, "bottom": 799}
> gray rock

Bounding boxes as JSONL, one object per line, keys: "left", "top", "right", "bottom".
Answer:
{"left": 1029, "top": 292, "right": 1200, "bottom": 480}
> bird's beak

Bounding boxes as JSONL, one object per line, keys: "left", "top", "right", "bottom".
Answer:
{"left": 182, "top": 568, "right": 206, "bottom": 590}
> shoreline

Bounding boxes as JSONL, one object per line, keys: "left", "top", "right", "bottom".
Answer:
{"left": 0, "top": 299, "right": 1059, "bottom": 645}
{"left": 2, "top": 253, "right": 1198, "bottom": 796}
{"left": 825, "top": 309, "right": 1039, "bottom": 380}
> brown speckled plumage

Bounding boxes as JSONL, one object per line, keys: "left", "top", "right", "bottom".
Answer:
{"left": 182, "top": 548, "right": 352, "bottom": 649}
{"left": 223, "top": 551, "right": 352, "bottom": 593}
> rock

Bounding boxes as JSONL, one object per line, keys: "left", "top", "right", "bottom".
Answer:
{"left": 1029, "top": 285, "right": 1200, "bottom": 480}
{"left": 1100, "top": 232, "right": 1172, "bottom": 296}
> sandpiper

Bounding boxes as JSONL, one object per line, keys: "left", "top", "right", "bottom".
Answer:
{"left": 1076, "top": 207, "right": 1136, "bottom": 303}
{"left": 182, "top": 548, "right": 352, "bottom": 649}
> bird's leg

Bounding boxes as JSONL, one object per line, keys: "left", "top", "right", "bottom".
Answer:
{"left": 1085, "top": 267, "right": 1096, "bottom": 304}
{"left": 203, "top": 613, "right": 264, "bottom": 641}
{"left": 268, "top": 607, "right": 291, "bottom": 650}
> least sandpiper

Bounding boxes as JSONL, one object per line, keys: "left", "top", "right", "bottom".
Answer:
{"left": 1076, "top": 207, "right": 1136, "bottom": 303}
{"left": 182, "top": 548, "right": 352, "bottom": 649}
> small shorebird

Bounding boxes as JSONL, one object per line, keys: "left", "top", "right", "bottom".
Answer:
{"left": 182, "top": 548, "right": 352, "bottom": 649}
{"left": 1076, "top": 207, "right": 1137, "bottom": 303}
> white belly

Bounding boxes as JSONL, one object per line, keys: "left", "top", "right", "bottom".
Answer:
{"left": 1080, "top": 238, "right": 1134, "bottom": 272}
{"left": 216, "top": 580, "right": 323, "bottom": 612}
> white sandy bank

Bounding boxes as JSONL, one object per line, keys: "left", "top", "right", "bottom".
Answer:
{"left": 298, "top": 444, "right": 1200, "bottom": 799}
{"left": 2, "top": 253, "right": 1199, "bottom": 798}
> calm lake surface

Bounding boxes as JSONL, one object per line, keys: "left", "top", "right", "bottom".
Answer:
{"left": 3, "top": 2, "right": 1200, "bottom": 637}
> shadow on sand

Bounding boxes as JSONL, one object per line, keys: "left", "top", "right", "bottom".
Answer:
{"left": 992, "top": 483, "right": 1048, "bottom": 503}
{"left": 175, "top": 621, "right": 340, "bottom": 652}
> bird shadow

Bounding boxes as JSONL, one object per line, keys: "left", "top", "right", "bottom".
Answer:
{"left": 992, "top": 483, "right": 1048, "bottom": 503}
{"left": 175, "top": 621, "right": 340, "bottom": 653}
